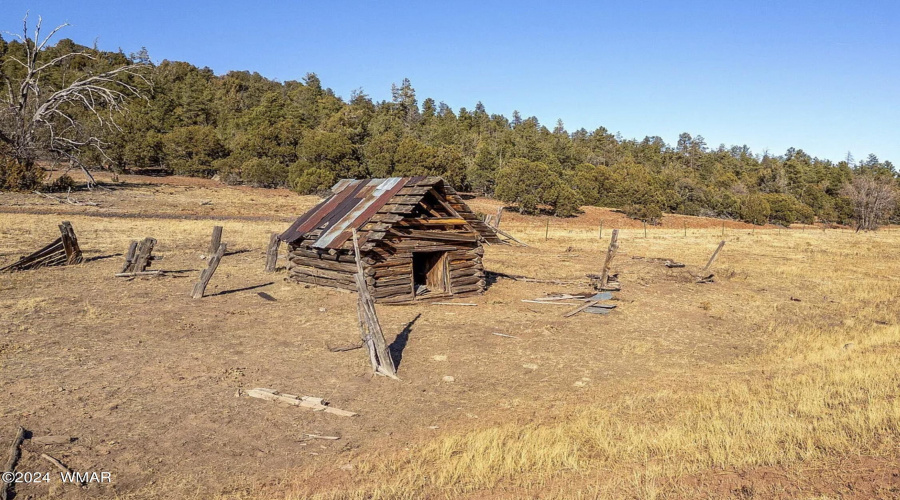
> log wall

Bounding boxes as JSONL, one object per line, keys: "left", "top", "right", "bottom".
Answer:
{"left": 287, "top": 238, "right": 486, "bottom": 302}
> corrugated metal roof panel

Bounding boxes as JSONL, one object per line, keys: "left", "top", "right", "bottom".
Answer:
{"left": 281, "top": 177, "right": 429, "bottom": 248}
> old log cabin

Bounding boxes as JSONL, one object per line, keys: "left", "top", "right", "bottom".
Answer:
{"left": 280, "top": 176, "right": 502, "bottom": 303}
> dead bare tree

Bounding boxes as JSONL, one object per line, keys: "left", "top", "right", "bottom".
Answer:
{"left": 0, "top": 14, "right": 149, "bottom": 188}
{"left": 841, "top": 175, "right": 897, "bottom": 231}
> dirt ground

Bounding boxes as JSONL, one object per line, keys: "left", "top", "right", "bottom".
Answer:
{"left": 0, "top": 173, "right": 882, "bottom": 499}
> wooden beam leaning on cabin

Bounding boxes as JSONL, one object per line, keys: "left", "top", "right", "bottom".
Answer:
{"left": 351, "top": 229, "right": 398, "bottom": 379}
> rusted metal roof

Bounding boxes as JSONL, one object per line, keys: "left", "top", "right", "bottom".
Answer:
{"left": 280, "top": 177, "right": 429, "bottom": 248}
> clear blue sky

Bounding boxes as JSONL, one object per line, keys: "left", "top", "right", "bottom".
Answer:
{"left": 2, "top": 0, "right": 898, "bottom": 164}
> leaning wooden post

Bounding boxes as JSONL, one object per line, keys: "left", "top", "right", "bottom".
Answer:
{"left": 701, "top": 240, "right": 726, "bottom": 274}
{"left": 494, "top": 207, "right": 503, "bottom": 229}
{"left": 599, "top": 221, "right": 603, "bottom": 239}
{"left": 58, "top": 221, "right": 83, "bottom": 265}
{"left": 351, "top": 229, "right": 398, "bottom": 379}
{"left": 208, "top": 226, "right": 223, "bottom": 256}
{"left": 120, "top": 241, "right": 138, "bottom": 273}
{"left": 598, "top": 229, "right": 619, "bottom": 290}
{"left": 545, "top": 218, "right": 550, "bottom": 241}
{"left": 565, "top": 229, "right": 619, "bottom": 318}
{"left": 265, "top": 233, "right": 280, "bottom": 272}
{"left": 132, "top": 237, "right": 157, "bottom": 272}
{"left": 192, "top": 243, "right": 226, "bottom": 299}
{"left": 643, "top": 221, "right": 647, "bottom": 238}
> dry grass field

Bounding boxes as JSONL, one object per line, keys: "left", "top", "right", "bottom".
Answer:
{"left": 1, "top": 174, "right": 898, "bottom": 499}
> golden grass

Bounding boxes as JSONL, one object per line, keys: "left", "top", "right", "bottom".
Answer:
{"left": 242, "top": 226, "right": 900, "bottom": 499}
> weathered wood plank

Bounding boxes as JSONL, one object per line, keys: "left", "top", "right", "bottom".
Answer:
{"left": 388, "top": 228, "right": 479, "bottom": 243}
{"left": 191, "top": 243, "right": 226, "bottom": 299}
{"left": 451, "top": 282, "right": 485, "bottom": 295}
{"left": 352, "top": 229, "right": 398, "bottom": 379}
{"left": 132, "top": 237, "right": 156, "bottom": 272}
{"left": 208, "top": 226, "right": 223, "bottom": 256}
{"left": 373, "top": 275, "right": 413, "bottom": 287}
{"left": 265, "top": 233, "right": 281, "bottom": 272}
{"left": 451, "top": 275, "right": 484, "bottom": 287}
{"left": 59, "top": 222, "right": 83, "bottom": 265}
{"left": 120, "top": 240, "right": 138, "bottom": 273}
{"left": 291, "top": 266, "right": 356, "bottom": 283}
{"left": 372, "top": 282, "right": 415, "bottom": 298}
{"left": 451, "top": 268, "right": 484, "bottom": 279}
{"left": 289, "top": 247, "right": 356, "bottom": 263}
{"left": 287, "top": 274, "right": 357, "bottom": 291}
{"left": 290, "top": 256, "right": 358, "bottom": 274}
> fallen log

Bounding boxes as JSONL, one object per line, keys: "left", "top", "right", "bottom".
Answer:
{"left": 246, "top": 388, "right": 357, "bottom": 417}
{"left": 1, "top": 426, "right": 26, "bottom": 500}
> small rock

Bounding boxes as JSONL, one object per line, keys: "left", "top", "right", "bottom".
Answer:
{"left": 573, "top": 381, "right": 586, "bottom": 387}
{"left": 428, "top": 425, "right": 439, "bottom": 430}
{"left": 431, "top": 355, "right": 447, "bottom": 362}
{"left": 442, "top": 376, "right": 455, "bottom": 383}
{"left": 339, "top": 463, "right": 354, "bottom": 471}
{"left": 318, "top": 307, "right": 327, "bottom": 312}
{"left": 843, "top": 343, "right": 854, "bottom": 350}
{"left": 522, "top": 363, "right": 538, "bottom": 370}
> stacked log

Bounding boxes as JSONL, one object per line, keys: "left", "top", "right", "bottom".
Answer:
{"left": 448, "top": 246, "right": 485, "bottom": 297}
{"left": 287, "top": 245, "right": 359, "bottom": 292}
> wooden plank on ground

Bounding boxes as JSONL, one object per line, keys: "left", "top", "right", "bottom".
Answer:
{"left": 246, "top": 388, "right": 357, "bottom": 417}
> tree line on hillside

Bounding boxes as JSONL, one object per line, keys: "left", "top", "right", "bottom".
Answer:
{"left": 1, "top": 27, "right": 898, "bottom": 229}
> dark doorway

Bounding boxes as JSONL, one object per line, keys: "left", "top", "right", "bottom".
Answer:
{"left": 412, "top": 251, "right": 448, "bottom": 296}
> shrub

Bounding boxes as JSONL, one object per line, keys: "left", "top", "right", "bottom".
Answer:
{"left": 739, "top": 194, "right": 771, "bottom": 225}
{"left": 623, "top": 203, "right": 663, "bottom": 223}
{"left": 289, "top": 166, "right": 336, "bottom": 195}
{"left": 764, "top": 193, "right": 813, "bottom": 225}
{"left": 0, "top": 156, "right": 45, "bottom": 191}
{"left": 47, "top": 174, "right": 77, "bottom": 192}
{"left": 239, "top": 158, "right": 287, "bottom": 188}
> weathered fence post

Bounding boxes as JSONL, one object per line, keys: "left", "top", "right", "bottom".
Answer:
{"left": 192, "top": 243, "right": 226, "bottom": 299}
{"left": 265, "top": 233, "right": 280, "bottom": 272}
{"left": 120, "top": 241, "right": 138, "bottom": 273}
{"left": 545, "top": 218, "right": 550, "bottom": 241}
{"left": 701, "top": 240, "right": 726, "bottom": 274}
{"left": 133, "top": 237, "right": 157, "bottom": 272}
{"left": 59, "top": 221, "right": 83, "bottom": 265}
{"left": 352, "top": 229, "right": 398, "bottom": 379}
{"left": 565, "top": 229, "right": 619, "bottom": 318}
{"left": 208, "top": 226, "right": 223, "bottom": 256}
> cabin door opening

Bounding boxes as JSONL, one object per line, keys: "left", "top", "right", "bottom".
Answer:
{"left": 412, "top": 251, "right": 449, "bottom": 296}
